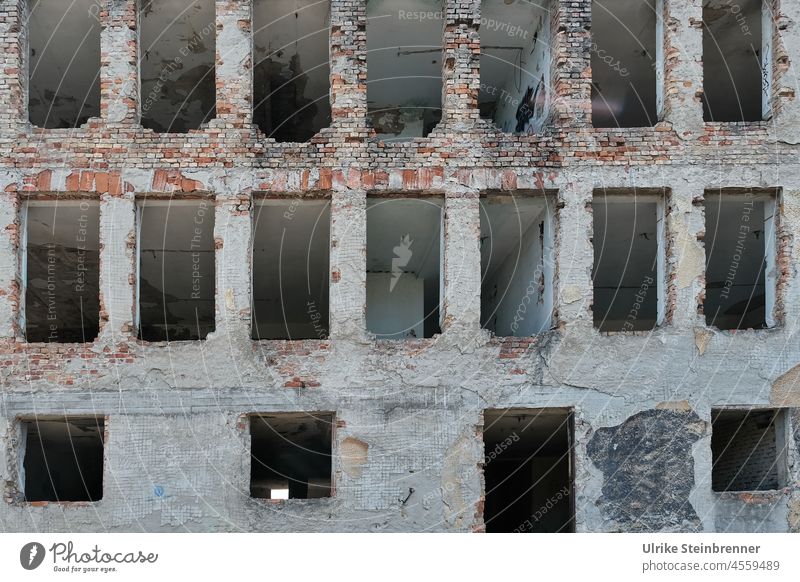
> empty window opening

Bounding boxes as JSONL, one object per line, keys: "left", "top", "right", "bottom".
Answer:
{"left": 711, "top": 408, "right": 788, "bottom": 492}
{"left": 591, "top": 0, "right": 658, "bottom": 127}
{"left": 19, "top": 416, "right": 104, "bottom": 502}
{"left": 138, "top": 0, "right": 216, "bottom": 132}
{"left": 23, "top": 200, "right": 100, "bottom": 343}
{"left": 480, "top": 0, "right": 552, "bottom": 134}
{"left": 592, "top": 192, "right": 664, "bottom": 331}
{"left": 366, "top": 0, "right": 443, "bottom": 140}
{"left": 253, "top": 0, "right": 332, "bottom": 142}
{"left": 28, "top": 0, "right": 101, "bottom": 128}
{"left": 702, "top": 0, "right": 765, "bottom": 122}
{"left": 366, "top": 197, "right": 442, "bottom": 339}
{"left": 483, "top": 409, "right": 574, "bottom": 533}
{"left": 252, "top": 199, "right": 330, "bottom": 340}
{"left": 136, "top": 199, "right": 215, "bottom": 341}
{"left": 250, "top": 412, "right": 333, "bottom": 499}
{"left": 704, "top": 191, "right": 776, "bottom": 330}
{"left": 480, "top": 195, "right": 554, "bottom": 336}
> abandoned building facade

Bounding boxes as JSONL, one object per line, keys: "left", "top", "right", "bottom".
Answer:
{"left": 1, "top": 0, "right": 800, "bottom": 533}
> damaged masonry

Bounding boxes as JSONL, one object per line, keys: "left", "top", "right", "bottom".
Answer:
{"left": 0, "top": 0, "right": 799, "bottom": 534}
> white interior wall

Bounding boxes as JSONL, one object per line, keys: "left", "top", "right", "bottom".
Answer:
{"left": 485, "top": 0, "right": 552, "bottom": 134}
{"left": 366, "top": 272, "right": 424, "bottom": 339}
{"left": 480, "top": 197, "right": 552, "bottom": 336}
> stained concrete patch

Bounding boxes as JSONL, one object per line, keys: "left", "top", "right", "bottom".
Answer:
{"left": 771, "top": 365, "right": 800, "bottom": 407}
{"left": 694, "top": 327, "right": 712, "bottom": 355}
{"left": 340, "top": 437, "right": 369, "bottom": 479}
{"left": 587, "top": 409, "right": 706, "bottom": 532}
{"left": 789, "top": 493, "right": 800, "bottom": 533}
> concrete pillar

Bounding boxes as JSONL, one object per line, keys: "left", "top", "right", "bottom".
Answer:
{"left": 98, "top": 193, "right": 136, "bottom": 343}
{"left": 441, "top": 192, "right": 481, "bottom": 331}
{"left": 214, "top": 0, "right": 253, "bottom": 127}
{"left": 100, "top": 0, "right": 139, "bottom": 124}
{"left": 441, "top": 0, "right": 480, "bottom": 128}
{"left": 329, "top": 190, "right": 366, "bottom": 340}
{"left": 0, "top": 193, "right": 19, "bottom": 338}
{"left": 0, "top": 0, "right": 27, "bottom": 127}
{"left": 554, "top": 182, "right": 593, "bottom": 327}
{"left": 214, "top": 193, "right": 252, "bottom": 338}
{"left": 668, "top": 181, "right": 704, "bottom": 330}
{"left": 550, "top": 0, "right": 592, "bottom": 128}
{"left": 662, "top": 0, "right": 704, "bottom": 136}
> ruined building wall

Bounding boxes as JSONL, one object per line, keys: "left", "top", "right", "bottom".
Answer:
{"left": 0, "top": 0, "right": 800, "bottom": 532}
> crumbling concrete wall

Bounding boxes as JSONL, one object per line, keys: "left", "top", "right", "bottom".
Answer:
{"left": 0, "top": 0, "right": 799, "bottom": 532}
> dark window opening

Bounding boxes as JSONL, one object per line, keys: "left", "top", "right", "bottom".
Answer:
{"left": 21, "top": 416, "right": 104, "bottom": 502}
{"left": 702, "top": 0, "right": 764, "bottom": 122}
{"left": 711, "top": 408, "right": 787, "bottom": 492}
{"left": 366, "top": 197, "right": 442, "bottom": 339}
{"left": 252, "top": 199, "right": 330, "bottom": 340}
{"left": 483, "top": 409, "right": 574, "bottom": 533}
{"left": 592, "top": 194, "right": 660, "bottom": 331}
{"left": 28, "top": 0, "right": 101, "bottom": 128}
{"left": 24, "top": 201, "right": 100, "bottom": 343}
{"left": 479, "top": 0, "right": 553, "bottom": 135}
{"left": 253, "top": 0, "right": 332, "bottom": 142}
{"left": 137, "top": 200, "right": 215, "bottom": 341}
{"left": 366, "top": 0, "right": 442, "bottom": 140}
{"left": 704, "top": 192, "right": 774, "bottom": 330}
{"left": 250, "top": 412, "right": 333, "bottom": 500}
{"left": 138, "top": 0, "right": 216, "bottom": 132}
{"left": 591, "top": 0, "right": 658, "bottom": 127}
{"left": 480, "top": 196, "right": 554, "bottom": 335}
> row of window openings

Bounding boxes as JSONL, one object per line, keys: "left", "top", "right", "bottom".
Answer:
{"left": 28, "top": 0, "right": 769, "bottom": 137}
{"left": 21, "top": 190, "right": 776, "bottom": 343}
{"left": 15, "top": 407, "right": 790, "bottom": 532}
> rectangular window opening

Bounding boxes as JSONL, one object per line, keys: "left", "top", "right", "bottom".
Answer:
{"left": 483, "top": 408, "right": 575, "bottom": 533}
{"left": 20, "top": 416, "right": 104, "bottom": 503}
{"left": 702, "top": 0, "right": 765, "bottom": 122}
{"left": 592, "top": 191, "right": 663, "bottom": 332}
{"left": 250, "top": 412, "right": 333, "bottom": 500}
{"left": 251, "top": 199, "right": 330, "bottom": 340}
{"left": 591, "top": 0, "right": 658, "bottom": 128}
{"left": 253, "top": 0, "right": 332, "bottom": 142}
{"left": 28, "top": 0, "right": 101, "bottom": 128}
{"left": 366, "top": 197, "right": 442, "bottom": 339}
{"left": 138, "top": 0, "right": 216, "bottom": 132}
{"left": 704, "top": 190, "right": 776, "bottom": 330}
{"left": 480, "top": 195, "right": 554, "bottom": 336}
{"left": 711, "top": 408, "right": 788, "bottom": 492}
{"left": 479, "top": 0, "right": 553, "bottom": 134}
{"left": 23, "top": 200, "right": 100, "bottom": 343}
{"left": 137, "top": 199, "right": 216, "bottom": 342}
{"left": 366, "top": 0, "right": 443, "bottom": 141}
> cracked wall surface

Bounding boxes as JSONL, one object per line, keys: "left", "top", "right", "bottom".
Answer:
{"left": 0, "top": 0, "right": 799, "bottom": 532}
